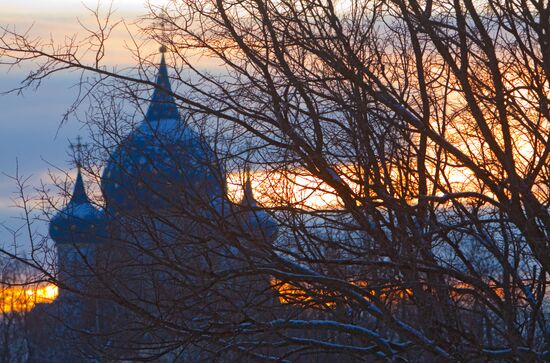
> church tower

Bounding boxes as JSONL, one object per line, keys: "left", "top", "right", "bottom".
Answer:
{"left": 42, "top": 47, "right": 280, "bottom": 362}
{"left": 49, "top": 165, "right": 105, "bottom": 293}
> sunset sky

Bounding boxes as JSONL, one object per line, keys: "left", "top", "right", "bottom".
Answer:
{"left": 1, "top": 0, "right": 350, "bottom": 251}
{"left": 0, "top": 1, "right": 164, "bottom": 249}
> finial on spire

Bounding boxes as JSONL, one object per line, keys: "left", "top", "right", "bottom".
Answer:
{"left": 69, "top": 136, "right": 86, "bottom": 169}
{"left": 158, "top": 10, "right": 168, "bottom": 55}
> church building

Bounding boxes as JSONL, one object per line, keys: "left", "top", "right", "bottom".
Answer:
{"left": 32, "top": 47, "right": 279, "bottom": 362}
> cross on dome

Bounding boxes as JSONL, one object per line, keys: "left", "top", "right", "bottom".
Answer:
{"left": 70, "top": 135, "right": 86, "bottom": 169}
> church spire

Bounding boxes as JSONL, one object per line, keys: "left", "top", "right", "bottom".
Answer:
{"left": 241, "top": 168, "right": 257, "bottom": 207}
{"left": 238, "top": 168, "right": 278, "bottom": 241}
{"left": 69, "top": 136, "right": 89, "bottom": 205}
{"left": 70, "top": 168, "right": 90, "bottom": 205}
{"left": 50, "top": 140, "right": 106, "bottom": 246}
{"left": 145, "top": 46, "right": 180, "bottom": 121}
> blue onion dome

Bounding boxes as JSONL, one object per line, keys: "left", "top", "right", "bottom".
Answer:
{"left": 237, "top": 175, "right": 278, "bottom": 241}
{"left": 49, "top": 168, "right": 106, "bottom": 244}
{"left": 101, "top": 51, "right": 224, "bottom": 212}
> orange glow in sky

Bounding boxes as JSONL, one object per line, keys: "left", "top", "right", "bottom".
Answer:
{"left": 271, "top": 278, "right": 413, "bottom": 308}
{"left": 226, "top": 168, "right": 359, "bottom": 210}
{"left": 0, "top": 283, "right": 58, "bottom": 313}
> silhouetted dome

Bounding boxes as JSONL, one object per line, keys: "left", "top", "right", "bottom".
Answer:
{"left": 49, "top": 169, "right": 106, "bottom": 244}
{"left": 101, "top": 53, "right": 223, "bottom": 212}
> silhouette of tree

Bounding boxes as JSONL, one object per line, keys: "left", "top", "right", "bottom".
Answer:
{"left": 2, "top": 0, "right": 550, "bottom": 361}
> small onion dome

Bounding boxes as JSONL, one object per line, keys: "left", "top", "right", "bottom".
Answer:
{"left": 238, "top": 175, "right": 278, "bottom": 241}
{"left": 101, "top": 52, "right": 223, "bottom": 212}
{"left": 49, "top": 169, "right": 106, "bottom": 244}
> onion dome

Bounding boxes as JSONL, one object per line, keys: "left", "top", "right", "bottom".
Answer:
{"left": 238, "top": 175, "right": 278, "bottom": 241}
{"left": 101, "top": 49, "right": 224, "bottom": 212}
{"left": 49, "top": 168, "right": 106, "bottom": 244}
